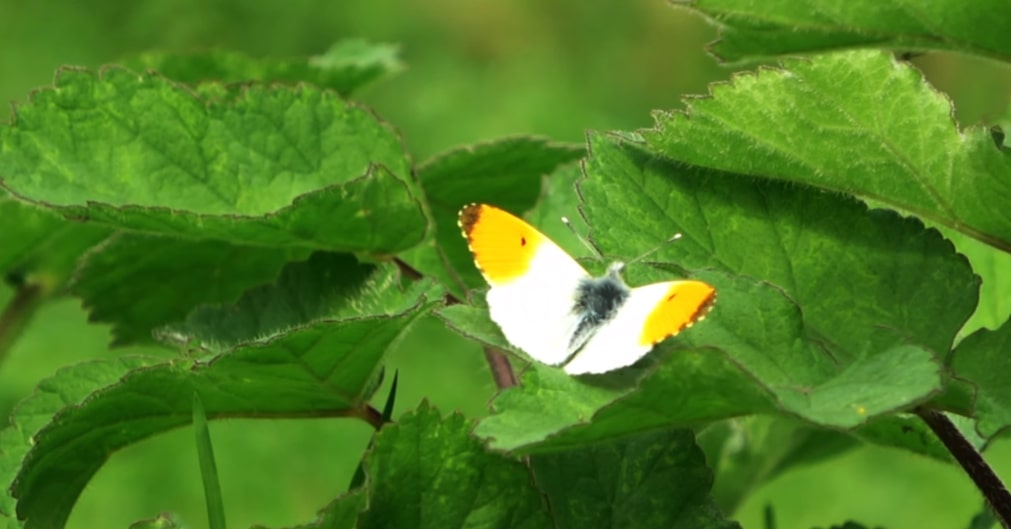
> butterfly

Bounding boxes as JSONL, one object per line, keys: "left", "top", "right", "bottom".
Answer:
{"left": 458, "top": 203, "right": 716, "bottom": 375}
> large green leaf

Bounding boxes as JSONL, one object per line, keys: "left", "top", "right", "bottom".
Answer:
{"left": 355, "top": 404, "right": 736, "bottom": 529}
{"left": 9, "top": 311, "right": 429, "bottom": 529}
{"left": 676, "top": 0, "right": 1011, "bottom": 64}
{"left": 641, "top": 50, "right": 1011, "bottom": 252}
{"left": 125, "top": 39, "right": 403, "bottom": 95}
{"left": 70, "top": 233, "right": 312, "bottom": 346}
{"left": 0, "top": 68, "right": 426, "bottom": 254}
{"left": 466, "top": 133, "right": 976, "bottom": 452}
{"left": 356, "top": 403, "right": 550, "bottom": 529}
{"left": 399, "top": 137, "right": 583, "bottom": 298}
{"left": 5, "top": 253, "right": 437, "bottom": 528}
{"left": 0, "top": 357, "right": 160, "bottom": 523}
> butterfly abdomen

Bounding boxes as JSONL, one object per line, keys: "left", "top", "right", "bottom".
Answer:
{"left": 570, "top": 273, "right": 630, "bottom": 348}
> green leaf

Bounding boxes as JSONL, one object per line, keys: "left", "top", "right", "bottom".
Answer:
{"left": 852, "top": 415, "right": 953, "bottom": 462}
{"left": 946, "top": 230, "right": 1011, "bottom": 334}
{"left": 0, "top": 193, "right": 110, "bottom": 356}
{"left": 158, "top": 252, "right": 436, "bottom": 352}
{"left": 309, "top": 490, "right": 367, "bottom": 529}
{"left": 697, "top": 417, "right": 857, "bottom": 512}
{"left": 0, "top": 191, "right": 109, "bottom": 285}
{"left": 70, "top": 233, "right": 311, "bottom": 346}
{"left": 524, "top": 163, "right": 595, "bottom": 262}
{"left": 0, "top": 67, "right": 426, "bottom": 254}
{"left": 676, "top": 0, "right": 1011, "bottom": 64}
{"left": 642, "top": 50, "right": 1011, "bottom": 252}
{"left": 356, "top": 403, "right": 550, "bottom": 529}
{"left": 399, "top": 137, "right": 583, "bottom": 297}
{"left": 531, "top": 428, "right": 740, "bottom": 529}
{"left": 124, "top": 39, "right": 403, "bottom": 95}
{"left": 967, "top": 502, "right": 998, "bottom": 529}
{"left": 469, "top": 133, "right": 975, "bottom": 452}
{"left": 950, "top": 317, "right": 1011, "bottom": 437}
{"left": 0, "top": 356, "right": 160, "bottom": 522}
{"left": 8, "top": 303, "right": 431, "bottom": 528}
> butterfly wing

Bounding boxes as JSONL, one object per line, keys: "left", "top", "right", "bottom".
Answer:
{"left": 459, "top": 203, "right": 590, "bottom": 365}
{"left": 563, "top": 279, "right": 716, "bottom": 375}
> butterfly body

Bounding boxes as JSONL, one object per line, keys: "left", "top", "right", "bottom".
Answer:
{"left": 459, "top": 203, "right": 714, "bottom": 375}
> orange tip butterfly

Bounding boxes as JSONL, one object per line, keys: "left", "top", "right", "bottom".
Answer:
{"left": 458, "top": 203, "right": 716, "bottom": 375}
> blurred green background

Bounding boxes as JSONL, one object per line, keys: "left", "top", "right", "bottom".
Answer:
{"left": 2, "top": 1, "right": 1011, "bottom": 528}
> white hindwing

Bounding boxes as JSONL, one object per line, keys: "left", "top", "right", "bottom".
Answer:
{"left": 563, "top": 282, "right": 677, "bottom": 375}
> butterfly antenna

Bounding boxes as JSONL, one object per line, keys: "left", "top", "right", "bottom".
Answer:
{"left": 627, "top": 232, "right": 683, "bottom": 266}
{"left": 561, "top": 215, "right": 604, "bottom": 260}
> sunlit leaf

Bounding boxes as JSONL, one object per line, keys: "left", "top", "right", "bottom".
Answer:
{"left": 676, "top": 0, "right": 1011, "bottom": 64}
{"left": 642, "top": 50, "right": 1011, "bottom": 253}
{"left": 0, "top": 68, "right": 426, "bottom": 254}
{"left": 467, "top": 133, "right": 975, "bottom": 452}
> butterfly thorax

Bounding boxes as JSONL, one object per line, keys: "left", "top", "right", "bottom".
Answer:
{"left": 568, "top": 263, "right": 630, "bottom": 355}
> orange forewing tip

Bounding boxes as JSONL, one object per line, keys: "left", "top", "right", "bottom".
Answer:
{"left": 458, "top": 203, "right": 545, "bottom": 285}
{"left": 639, "top": 281, "right": 716, "bottom": 346}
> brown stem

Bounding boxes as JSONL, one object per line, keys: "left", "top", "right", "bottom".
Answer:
{"left": 916, "top": 407, "right": 1011, "bottom": 528}
{"left": 393, "top": 257, "right": 519, "bottom": 389}
{"left": 484, "top": 347, "right": 518, "bottom": 389}
{"left": 358, "top": 404, "right": 385, "bottom": 430}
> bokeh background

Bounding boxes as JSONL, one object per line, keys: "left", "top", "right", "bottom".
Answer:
{"left": 2, "top": 1, "right": 1011, "bottom": 528}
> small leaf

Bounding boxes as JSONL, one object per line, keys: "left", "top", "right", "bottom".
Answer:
{"left": 70, "top": 233, "right": 312, "bottom": 346}
{"left": 697, "top": 417, "right": 857, "bottom": 512}
{"left": 676, "top": 0, "right": 1011, "bottom": 64}
{"left": 946, "top": 230, "right": 1011, "bottom": 334}
{"left": 967, "top": 502, "right": 998, "bottom": 529}
{"left": 309, "top": 490, "right": 367, "bottom": 529}
{"left": 356, "top": 403, "right": 550, "bottom": 529}
{"left": 0, "top": 68, "right": 426, "bottom": 254}
{"left": 642, "top": 50, "right": 1011, "bottom": 252}
{"left": 125, "top": 39, "right": 402, "bottom": 95}
{"left": 950, "top": 316, "right": 1011, "bottom": 437}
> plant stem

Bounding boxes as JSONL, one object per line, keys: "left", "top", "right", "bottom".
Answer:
{"left": 0, "top": 282, "right": 45, "bottom": 367}
{"left": 359, "top": 405, "right": 385, "bottom": 429}
{"left": 484, "top": 346, "right": 518, "bottom": 388}
{"left": 392, "top": 257, "right": 519, "bottom": 389}
{"left": 916, "top": 407, "right": 1011, "bottom": 528}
